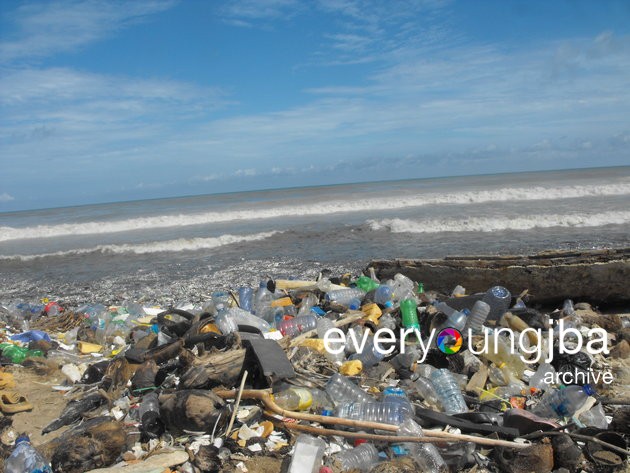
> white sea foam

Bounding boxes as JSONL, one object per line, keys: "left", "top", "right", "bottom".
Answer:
{"left": 367, "top": 211, "right": 630, "bottom": 233}
{"left": 0, "top": 231, "right": 279, "bottom": 261}
{"left": 1, "top": 183, "right": 629, "bottom": 241}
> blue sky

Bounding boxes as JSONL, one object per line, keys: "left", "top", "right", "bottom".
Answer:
{"left": 1, "top": 0, "right": 629, "bottom": 211}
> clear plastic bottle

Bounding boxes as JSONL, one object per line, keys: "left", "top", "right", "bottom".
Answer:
{"left": 430, "top": 369, "right": 468, "bottom": 414}
{"left": 214, "top": 307, "right": 271, "bottom": 334}
{"left": 238, "top": 286, "right": 254, "bottom": 312}
{"left": 348, "top": 337, "right": 385, "bottom": 368}
{"left": 334, "top": 401, "right": 409, "bottom": 424}
{"left": 532, "top": 384, "right": 596, "bottom": 419}
{"left": 5, "top": 434, "right": 52, "bottom": 473}
{"left": 437, "top": 309, "right": 467, "bottom": 332}
{"left": 482, "top": 332, "right": 526, "bottom": 378}
{"left": 562, "top": 299, "right": 576, "bottom": 316}
{"left": 528, "top": 363, "right": 556, "bottom": 391}
{"left": 334, "top": 443, "right": 380, "bottom": 472}
{"left": 382, "top": 387, "right": 414, "bottom": 417}
{"left": 377, "top": 313, "right": 396, "bottom": 331}
{"left": 464, "top": 300, "right": 491, "bottom": 334}
{"left": 297, "top": 293, "right": 319, "bottom": 316}
{"left": 482, "top": 286, "right": 511, "bottom": 321}
{"left": 325, "top": 373, "right": 372, "bottom": 406}
{"left": 273, "top": 387, "right": 332, "bottom": 412}
{"left": 391, "top": 273, "right": 415, "bottom": 302}
{"left": 288, "top": 434, "right": 326, "bottom": 473}
{"left": 397, "top": 418, "right": 448, "bottom": 473}
{"left": 317, "top": 318, "right": 345, "bottom": 365}
{"left": 325, "top": 288, "right": 366, "bottom": 307}
{"left": 374, "top": 285, "right": 393, "bottom": 306}
{"left": 253, "top": 281, "right": 273, "bottom": 315}
{"left": 345, "top": 325, "right": 364, "bottom": 355}
{"left": 277, "top": 315, "right": 318, "bottom": 338}
{"left": 412, "top": 376, "right": 441, "bottom": 407}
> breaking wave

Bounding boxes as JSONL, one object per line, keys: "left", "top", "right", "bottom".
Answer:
{"left": 2, "top": 182, "right": 630, "bottom": 241}
{"left": 367, "top": 211, "right": 630, "bottom": 233}
{"left": 0, "top": 231, "right": 279, "bottom": 261}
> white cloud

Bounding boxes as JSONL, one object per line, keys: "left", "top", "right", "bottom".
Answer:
{"left": 0, "top": 193, "right": 15, "bottom": 202}
{"left": 0, "top": 0, "right": 176, "bottom": 63}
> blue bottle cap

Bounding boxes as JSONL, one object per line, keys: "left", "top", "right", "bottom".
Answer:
{"left": 583, "top": 384, "right": 596, "bottom": 396}
{"left": 321, "top": 409, "right": 333, "bottom": 416}
{"left": 15, "top": 434, "right": 30, "bottom": 445}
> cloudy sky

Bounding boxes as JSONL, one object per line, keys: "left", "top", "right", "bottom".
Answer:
{"left": 1, "top": 0, "right": 629, "bottom": 211}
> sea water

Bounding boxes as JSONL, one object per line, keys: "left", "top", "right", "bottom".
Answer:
{"left": 1, "top": 167, "right": 629, "bottom": 303}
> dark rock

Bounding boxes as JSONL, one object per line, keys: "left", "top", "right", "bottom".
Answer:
{"left": 194, "top": 445, "right": 222, "bottom": 472}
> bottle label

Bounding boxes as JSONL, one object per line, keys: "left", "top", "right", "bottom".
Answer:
{"left": 292, "top": 388, "right": 313, "bottom": 410}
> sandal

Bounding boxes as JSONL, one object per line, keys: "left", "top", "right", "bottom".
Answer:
{"left": 0, "top": 371, "right": 16, "bottom": 390}
{"left": 0, "top": 390, "right": 33, "bottom": 414}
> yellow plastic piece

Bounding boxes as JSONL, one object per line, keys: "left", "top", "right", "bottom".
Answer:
{"left": 299, "top": 338, "right": 327, "bottom": 353}
{"left": 339, "top": 360, "right": 363, "bottom": 376}
{"left": 271, "top": 297, "right": 293, "bottom": 307}
{"left": 77, "top": 341, "right": 103, "bottom": 354}
{"left": 362, "top": 303, "right": 382, "bottom": 324}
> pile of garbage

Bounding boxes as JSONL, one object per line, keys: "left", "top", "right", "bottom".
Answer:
{"left": 0, "top": 270, "right": 628, "bottom": 473}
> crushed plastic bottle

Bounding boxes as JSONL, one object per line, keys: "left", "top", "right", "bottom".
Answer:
{"left": 214, "top": 307, "right": 271, "bottom": 334}
{"left": 532, "top": 384, "right": 596, "bottom": 419}
{"left": 334, "top": 443, "right": 380, "bottom": 472}
{"left": 397, "top": 417, "right": 448, "bottom": 473}
{"left": 430, "top": 369, "right": 468, "bottom": 414}
{"left": 288, "top": 434, "right": 326, "bottom": 473}
{"left": 411, "top": 375, "right": 441, "bottom": 408}
{"left": 325, "top": 373, "right": 372, "bottom": 406}
{"left": 5, "top": 434, "right": 52, "bottom": 473}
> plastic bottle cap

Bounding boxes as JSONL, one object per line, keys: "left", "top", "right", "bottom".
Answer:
{"left": 15, "top": 434, "right": 30, "bottom": 445}
{"left": 583, "top": 384, "right": 596, "bottom": 396}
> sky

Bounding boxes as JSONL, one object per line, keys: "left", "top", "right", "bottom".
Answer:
{"left": 1, "top": 0, "right": 629, "bottom": 211}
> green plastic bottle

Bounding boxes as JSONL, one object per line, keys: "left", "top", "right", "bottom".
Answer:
{"left": 0, "top": 344, "right": 44, "bottom": 364}
{"left": 355, "top": 276, "right": 379, "bottom": 293}
{"left": 400, "top": 299, "right": 419, "bottom": 330}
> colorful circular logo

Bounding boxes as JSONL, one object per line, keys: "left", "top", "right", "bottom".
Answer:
{"left": 436, "top": 328, "right": 463, "bottom": 355}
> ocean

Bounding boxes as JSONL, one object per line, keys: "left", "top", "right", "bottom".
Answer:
{"left": 1, "top": 166, "right": 629, "bottom": 304}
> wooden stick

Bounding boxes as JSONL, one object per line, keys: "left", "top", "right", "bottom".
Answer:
{"left": 225, "top": 370, "right": 248, "bottom": 437}
{"left": 214, "top": 388, "right": 529, "bottom": 449}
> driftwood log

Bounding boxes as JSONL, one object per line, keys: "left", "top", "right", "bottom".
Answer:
{"left": 180, "top": 348, "right": 246, "bottom": 389}
{"left": 369, "top": 248, "right": 630, "bottom": 306}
